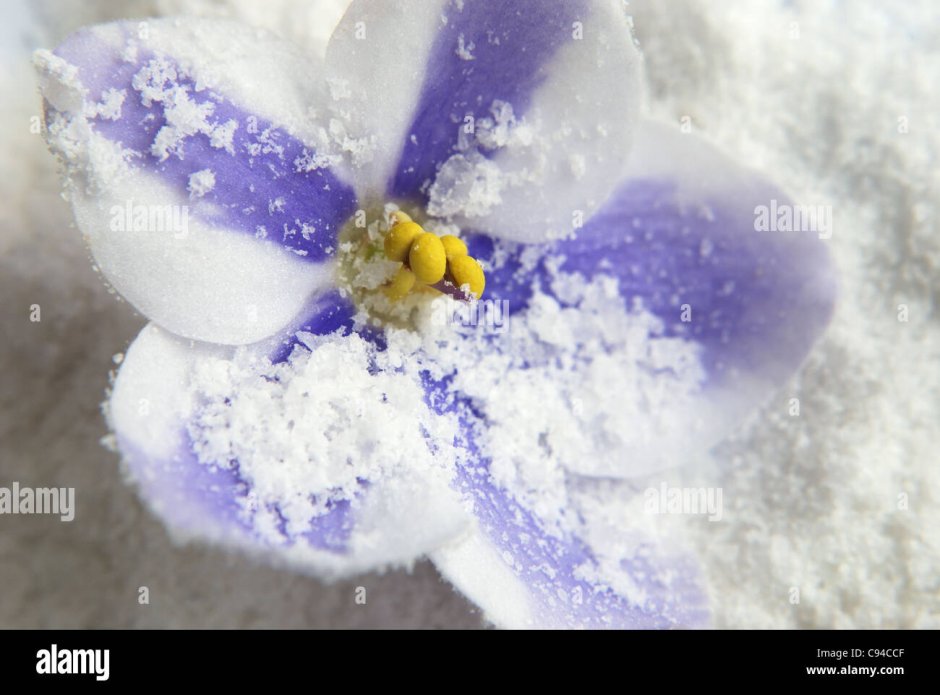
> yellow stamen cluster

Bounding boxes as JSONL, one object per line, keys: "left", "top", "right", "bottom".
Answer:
{"left": 383, "top": 214, "right": 486, "bottom": 300}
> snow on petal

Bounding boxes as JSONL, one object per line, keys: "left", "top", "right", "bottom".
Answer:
{"left": 371, "top": 274, "right": 713, "bottom": 627}
{"left": 367, "top": 0, "right": 641, "bottom": 243}
{"left": 459, "top": 120, "right": 837, "bottom": 476}
{"left": 557, "top": 120, "right": 837, "bottom": 427}
{"left": 421, "top": 379, "right": 709, "bottom": 629}
{"left": 325, "top": 0, "right": 448, "bottom": 200}
{"left": 110, "top": 309, "right": 469, "bottom": 578}
{"left": 35, "top": 19, "right": 358, "bottom": 345}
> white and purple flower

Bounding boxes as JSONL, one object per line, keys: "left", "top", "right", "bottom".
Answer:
{"left": 35, "top": 0, "right": 836, "bottom": 628}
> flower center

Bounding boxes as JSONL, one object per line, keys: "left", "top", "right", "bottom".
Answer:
{"left": 337, "top": 204, "right": 486, "bottom": 327}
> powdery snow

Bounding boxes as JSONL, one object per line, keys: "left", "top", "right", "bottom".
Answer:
{"left": 188, "top": 331, "right": 461, "bottom": 541}
{"left": 187, "top": 168, "right": 215, "bottom": 198}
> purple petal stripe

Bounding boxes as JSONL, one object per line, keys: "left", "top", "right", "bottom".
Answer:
{"left": 466, "top": 177, "right": 836, "bottom": 385}
{"left": 390, "top": 0, "right": 587, "bottom": 199}
{"left": 122, "top": 295, "right": 370, "bottom": 554}
{"left": 267, "top": 290, "right": 358, "bottom": 364}
{"left": 424, "top": 374, "right": 709, "bottom": 628}
{"left": 54, "top": 31, "right": 357, "bottom": 260}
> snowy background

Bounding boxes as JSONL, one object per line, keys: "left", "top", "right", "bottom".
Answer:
{"left": 1, "top": 0, "right": 937, "bottom": 627}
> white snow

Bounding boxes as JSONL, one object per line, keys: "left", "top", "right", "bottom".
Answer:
{"left": 188, "top": 330, "right": 462, "bottom": 541}
{"left": 187, "top": 168, "right": 215, "bottom": 198}
{"left": 455, "top": 33, "right": 475, "bottom": 61}
{"left": 426, "top": 152, "right": 504, "bottom": 219}
{"left": 130, "top": 57, "right": 240, "bottom": 160}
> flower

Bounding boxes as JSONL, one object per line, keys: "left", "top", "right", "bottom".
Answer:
{"left": 34, "top": 0, "right": 836, "bottom": 629}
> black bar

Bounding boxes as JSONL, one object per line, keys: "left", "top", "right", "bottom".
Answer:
{"left": 0, "top": 629, "right": 931, "bottom": 687}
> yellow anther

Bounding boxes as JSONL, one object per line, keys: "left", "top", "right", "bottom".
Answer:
{"left": 440, "top": 235, "right": 468, "bottom": 261}
{"left": 449, "top": 255, "right": 485, "bottom": 299}
{"left": 384, "top": 266, "right": 417, "bottom": 300}
{"left": 384, "top": 221, "right": 423, "bottom": 262}
{"left": 409, "top": 232, "right": 447, "bottom": 284}
{"left": 374, "top": 211, "right": 484, "bottom": 304}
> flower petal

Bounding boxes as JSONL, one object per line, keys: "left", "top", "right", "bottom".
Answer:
{"left": 35, "top": 19, "right": 358, "bottom": 345}
{"left": 463, "top": 120, "right": 837, "bottom": 476}
{"left": 327, "top": 0, "right": 641, "bottom": 242}
{"left": 264, "top": 289, "right": 358, "bottom": 364}
{"left": 424, "top": 382, "right": 709, "bottom": 629}
{"left": 325, "top": 0, "right": 449, "bottom": 200}
{"left": 111, "top": 304, "right": 469, "bottom": 578}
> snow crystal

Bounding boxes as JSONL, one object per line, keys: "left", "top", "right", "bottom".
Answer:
{"left": 427, "top": 152, "right": 503, "bottom": 219}
{"left": 425, "top": 100, "right": 540, "bottom": 222}
{"left": 294, "top": 148, "right": 339, "bottom": 172}
{"left": 87, "top": 88, "right": 126, "bottom": 121}
{"left": 128, "top": 58, "right": 241, "bottom": 161}
{"left": 456, "top": 33, "right": 475, "bottom": 61}
{"left": 268, "top": 196, "right": 286, "bottom": 214}
{"left": 187, "top": 168, "right": 216, "bottom": 198}
{"left": 323, "top": 118, "right": 375, "bottom": 168}
{"left": 209, "top": 119, "right": 238, "bottom": 153}
{"left": 474, "top": 101, "right": 528, "bottom": 151}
